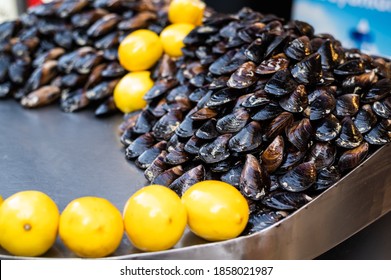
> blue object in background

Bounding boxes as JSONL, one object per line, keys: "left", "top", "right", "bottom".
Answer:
{"left": 292, "top": 0, "right": 391, "bottom": 58}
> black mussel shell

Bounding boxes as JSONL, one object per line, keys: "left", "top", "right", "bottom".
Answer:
{"left": 240, "top": 154, "right": 270, "bottom": 201}
{"left": 228, "top": 121, "right": 263, "bottom": 153}
{"left": 208, "top": 50, "right": 236, "bottom": 75}
{"left": 335, "top": 94, "right": 360, "bottom": 117}
{"left": 305, "top": 88, "right": 336, "bottom": 120}
{"left": 284, "top": 35, "right": 312, "bottom": 61}
{"left": 190, "top": 107, "right": 218, "bottom": 121}
{"left": 152, "top": 110, "right": 182, "bottom": 141}
{"left": 133, "top": 109, "right": 156, "bottom": 135}
{"left": 294, "top": 20, "right": 315, "bottom": 37}
{"left": 285, "top": 118, "right": 313, "bottom": 151}
{"left": 125, "top": 133, "right": 155, "bottom": 159}
{"left": 279, "top": 162, "right": 317, "bottom": 192}
{"left": 362, "top": 78, "right": 391, "bottom": 103}
{"left": 291, "top": 53, "right": 322, "bottom": 85}
{"left": 317, "top": 40, "right": 344, "bottom": 70}
{"left": 216, "top": 107, "right": 250, "bottom": 133}
{"left": 221, "top": 162, "right": 244, "bottom": 188}
{"left": 342, "top": 70, "right": 377, "bottom": 94}
{"left": 206, "top": 87, "right": 242, "bottom": 107}
{"left": 195, "top": 119, "right": 219, "bottom": 140}
{"left": 198, "top": 134, "right": 232, "bottom": 164}
{"left": 313, "top": 166, "right": 341, "bottom": 192}
{"left": 152, "top": 166, "right": 184, "bottom": 187}
{"left": 276, "top": 146, "right": 306, "bottom": 174}
{"left": 209, "top": 76, "right": 230, "bottom": 90}
{"left": 241, "top": 89, "right": 270, "bottom": 108}
{"left": 164, "top": 146, "right": 190, "bottom": 165}
{"left": 335, "top": 117, "right": 363, "bottom": 149}
{"left": 315, "top": 114, "right": 341, "bottom": 141}
{"left": 264, "top": 34, "right": 289, "bottom": 58}
{"left": 227, "top": 61, "right": 259, "bottom": 89}
{"left": 169, "top": 165, "right": 205, "bottom": 196}
{"left": 264, "top": 112, "right": 294, "bottom": 140}
{"left": 262, "top": 191, "right": 313, "bottom": 210}
{"left": 364, "top": 119, "right": 391, "bottom": 145}
{"left": 305, "top": 142, "right": 336, "bottom": 170}
{"left": 354, "top": 104, "right": 377, "bottom": 133}
{"left": 143, "top": 78, "right": 178, "bottom": 101}
{"left": 135, "top": 141, "right": 167, "bottom": 170}
{"left": 261, "top": 136, "right": 285, "bottom": 173}
{"left": 184, "top": 135, "right": 206, "bottom": 155}
{"left": 243, "top": 209, "right": 288, "bottom": 235}
{"left": 264, "top": 69, "right": 298, "bottom": 96}
{"left": 94, "top": 96, "right": 118, "bottom": 118}
{"left": 255, "top": 53, "right": 289, "bottom": 75}
{"left": 338, "top": 142, "right": 369, "bottom": 173}
{"left": 244, "top": 38, "right": 266, "bottom": 64}
{"left": 279, "top": 84, "right": 308, "bottom": 113}
{"left": 175, "top": 116, "right": 199, "bottom": 138}
{"left": 251, "top": 102, "right": 284, "bottom": 121}
{"left": 189, "top": 87, "right": 209, "bottom": 103}
{"left": 210, "top": 159, "right": 234, "bottom": 173}
{"left": 372, "top": 97, "right": 391, "bottom": 119}
{"left": 334, "top": 59, "right": 365, "bottom": 76}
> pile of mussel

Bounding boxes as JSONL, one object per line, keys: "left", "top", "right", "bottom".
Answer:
{"left": 0, "top": 0, "right": 170, "bottom": 116}
{"left": 119, "top": 8, "right": 391, "bottom": 234}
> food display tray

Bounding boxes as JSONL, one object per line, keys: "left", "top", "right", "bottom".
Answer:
{"left": 0, "top": 99, "right": 390, "bottom": 259}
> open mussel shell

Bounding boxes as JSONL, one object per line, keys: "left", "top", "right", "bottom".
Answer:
{"left": 264, "top": 69, "right": 298, "bottom": 96}
{"left": 305, "top": 142, "right": 336, "bottom": 170}
{"left": 338, "top": 142, "right": 369, "bottom": 173}
{"left": 261, "top": 136, "right": 285, "bottom": 173}
{"left": 227, "top": 61, "right": 259, "bottom": 89}
{"left": 313, "top": 166, "right": 341, "bottom": 192}
{"left": 364, "top": 119, "right": 391, "bottom": 145}
{"left": 240, "top": 154, "right": 270, "bottom": 201}
{"left": 354, "top": 104, "right": 377, "bottom": 133}
{"left": 278, "top": 162, "right": 317, "bottom": 192}
{"left": 228, "top": 121, "right": 263, "bottom": 153}
{"left": 216, "top": 107, "right": 250, "bottom": 133}
{"left": 256, "top": 53, "right": 289, "bottom": 75}
{"left": 279, "top": 84, "right": 308, "bottom": 113}
{"left": 243, "top": 208, "right": 289, "bottom": 235}
{"left": 135, "top": 141, "right": 167, "bottom": 170}
{"left": 169, "top": 165, "right": 205, "bottom": 196}
{"left": 335, "top": 116, "right": 363, "bottom": 149}
{"left": 198, "top": 134, "right": 231, "bottom": 164}
{"left": 262, "top": 191, "right": 313, "bottom": 210}
{"left": 125, "top": 132, "right": 155, "bottom": 159}
{"left": 285, "top": 118, "right": 313, "bottom": 151}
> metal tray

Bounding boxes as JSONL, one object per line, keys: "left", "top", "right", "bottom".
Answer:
{"left": 1, "top": 99, "right": 390, "bottom": 259}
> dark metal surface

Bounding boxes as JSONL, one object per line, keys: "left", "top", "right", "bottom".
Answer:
{"left": 0, "top": 99, "right": 390, "bottom": 259}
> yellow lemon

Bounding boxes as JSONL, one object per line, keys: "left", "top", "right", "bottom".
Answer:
{"left": 160, "top": 23, "right": 195, "bottom": 57}
{"left": 0, "top": 195, "right": 3, "bottom": 206}
{"left": 59, "top": 197, "right": 124, "bottom": 258}
{"left": 168, "top": 0, "right": 205, "bottom": 26}
{"left": 0, "top": 190, "right": 59, "bottom": 257}
{"left": 182, "top": 180, "right": 249, "bottom": 241}
{"left": 113, "top": 71, "right": 153, "bottom": 113}
{"left": 123, "top": 185, "right": 187, "bottom": 252}
{"left": 118, "top": 29, "right": 163, "bottom": 71}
